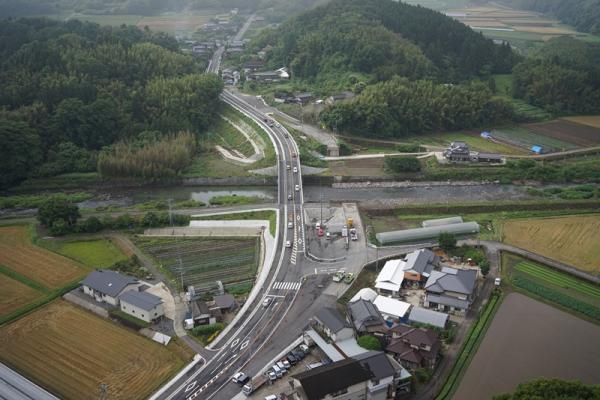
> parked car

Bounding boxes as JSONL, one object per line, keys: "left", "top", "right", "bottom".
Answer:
{"left": 287, "top": 353, "right": 298, "bottom": 365}
{"left": 267, "top": 371, "right": 277, "bottom": 381}
{"left": 344, "top": 272, "right": 355, "bottom": 284}
{"left": 332, "top": 272, "right": 344, "bottom": 282}
{"left": 325, "top": 231, "right": 331, "bottom": 240}
{"left": 276, "top": 361, "right": 287, "bottom": 372}
{"left": 299, "top": 344, "right": 310, "bottom": 354}
{"left": 281, "top": 359, "right": 291, "bottom": 369}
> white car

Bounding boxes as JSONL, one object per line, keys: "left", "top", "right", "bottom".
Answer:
{"left": 294, "top": 184, "right": 300, "bottom": 191}
{"left": 288, "top": 194, "right": 292, "bottom": 200}
{"left": 232, "top": 372, "right": 249, "bottom": 384}
{"left": 285, "top": 240, "right": 292, "bottom": 248}
{"left": 286, "top": 164, "right": 291, "bottom": 170}
{"left": 293, "top": 167, "right": 298, "bottom": 173}
{"left": 288, "top": 221, "right": 293, "bottom": 229}
{"left": 263, "top": 297, "right": 272, "bottom": 307}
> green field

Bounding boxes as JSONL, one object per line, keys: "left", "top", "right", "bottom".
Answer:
{"left": 134, "top": 237, "right": 259, "bottom": 292}
{"left": 407, "top": 132, "right": 525, "bottom": 155}
{"left": 51, "top": 239, "right": 128, "bottom": 268}
{"left": 503, "top": 253, "right": 600, "bottom": 321}
{"left": 514, "top": 261, "right": 600, "bottom": 298}
{"left": 490, "top": 126, "right": 579, "bottom": 151}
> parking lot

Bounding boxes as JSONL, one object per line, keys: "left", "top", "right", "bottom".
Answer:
{"left": 247, "top": 345, "right": 329, "bottom": 399}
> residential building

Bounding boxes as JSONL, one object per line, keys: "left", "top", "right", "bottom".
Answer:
{"left": 190, "top": 300, "right": 221, "bottom": 326}
{"left": 403, "top": 249, "right": 439, "bottom": 285}
{"left": 326, "top": 91, "right": 355, "bottom": 105}
{"left": 443, "top": 141, "right": 470, "bottom": 162}
{"left": 291, "top": 351, "right": 411, "bottom": 400}
{"left": 350, "top": 288, "right": 378, "bottom": 303}
{"left": 243, "top": 59, "right": 265, "bottom": 71}
{"left": 80, "top": 269, "right": 138, "bottom": 306}
{"left": 385, "top": 325, "right": 440, "bottom": 370}
{"left": 212, "top": 294, "right": 237, "bottom": 312}
{"left": 424, "top": 267, "right": 478, "bottom": 313}
{"left": 295, "top": 92, "right": 314, "bottom": 105}
{"left": 408, "top": 307, "right": 449, "bottom": 329}
{"left": 119, "top": 290, "right": 164, "bottom": 323}
{"left": 247, "top": 67, "right": 289, "bottom": 82}
{"left": 373, "top": 296, "right": 412, "bottom": 322}
{"left": 347, "top": 298, "right": 385, "bottom": 335}
{"left": 375, "top": 259, "right": 406, "bottom": 297}
{"left": 314, "top": 307, "right": 354, "bottom": 341}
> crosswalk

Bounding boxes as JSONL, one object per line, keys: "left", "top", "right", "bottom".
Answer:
{"left": 272, "top": 281, "right": 302, "bottom": 291}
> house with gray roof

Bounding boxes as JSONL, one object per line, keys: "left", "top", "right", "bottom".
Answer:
{"left": 81, "top": 269, "right": 139, "bottom": 306}
{"left": 347, "top": 298, "right": 385, "bottom": 334}
{"left": 403, "top": 248, "right": 439, "bottom": 285}
{"left": 424, "top": 267, "right": 478, "bottom": 313}
{"left": 119, "top": 290, "right": 164, "bottom": 323}
{"left": 314, "top": 307, "right": 353, "bottom": 342}
{"left": 408, "top": 307, "right": 449, "bottom": 329}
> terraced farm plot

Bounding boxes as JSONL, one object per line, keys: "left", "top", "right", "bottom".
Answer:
{"left": 0, "top": 274, "right": 44, "bottom": 317}
{"left": 503, "top": 215, "right": 600, "bottom": 274}
{"left": 562, "top": 116, "right": 600, "bottom": 129}
{"left": 514, "top": 261, "right": 600, "bottom": 299}
{"left": 0, "top": 301, "right": 184, "bottom": 400}
{"left": 135, "top": 237, "right": 259, "bottom": 290}
{"left": 0, "top": 226, "right": 87, "bottom": 288}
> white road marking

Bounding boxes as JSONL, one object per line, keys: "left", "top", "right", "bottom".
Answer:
{"left": 272, "top": 281, "right": 301, "bottom": 291}
{"left": 240, "top": 340, "right": 249, "bottom": 350}
{"left": 230, "top": 338, "right": 239, "bottom": 348}
{"left": 185, "top": 381, "right": 196, "bottom": 392}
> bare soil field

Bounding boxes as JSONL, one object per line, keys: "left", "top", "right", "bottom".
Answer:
{"left": 503, "top": 215, "right": 600, "bottom": 274}
{"left": 0, "top": 226, "right": 87, "bottom": 289}
{"left": 0, "top": 301, "right": 185, "bottom": 400}
{"left": 453, "top": 293, "right": 600, "bottom": 400}
{"left": 562, "top": 116, "right": 600, "bottom": 129}
{"left": 329, "top": 158, "right": 387, "bottom": 177}
{"left": 0, "top": 274, "right": 44, "bottom": 316}
{"left": 526, "top": 120, "right": 600, "bottom": 147}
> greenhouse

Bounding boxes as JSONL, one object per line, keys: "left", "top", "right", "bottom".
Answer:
{"left": 376, "top": 221, "right": 480, "bottom": 245}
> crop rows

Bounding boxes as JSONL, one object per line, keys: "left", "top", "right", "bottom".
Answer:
{"left": 137, "top": 237, "right": 258, "bottom": 287}
{"left": 515, "top": 261, "right": 600, "bottom": 298}
{"left": 512, "top": 276, "right": 600, "bottom": 321}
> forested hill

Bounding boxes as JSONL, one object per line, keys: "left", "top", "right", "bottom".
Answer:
{"left": 253, "top": 0, "right": 517, "bottom": 83}
{"left": 0, "top": 18, "right": 223, "bottom": 189}
{"left": 492, "top": 0, "right": 600, "bottom": 35}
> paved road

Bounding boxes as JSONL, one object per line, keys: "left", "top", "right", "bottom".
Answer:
{"left": 0, "top": 363, "right": 59, "bottom": 400}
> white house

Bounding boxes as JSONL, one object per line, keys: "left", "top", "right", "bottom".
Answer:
{"left": 119, "top": 290, "right": 164, "bottom": 323}
{"left": 375, "top": 259, "right": 406, "bottom": 297}
{"left": 81, "top": 269, "right": 139, "bottom": 306}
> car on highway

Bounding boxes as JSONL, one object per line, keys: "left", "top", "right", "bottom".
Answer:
{"left": 294, "top": 184, "right": 300, "bottom": 191}
{"left": 262, "top": 297, "right": 272, "bottom": 307}
{"left": 285, "top": 240, "right": 292, "bottom": 248}
{"left": 232, "top": 372, "right": 250, "bottom": 385}
{"left": 293, "top": 166, "right": 298, "bottom": 173}
{"left": 286, "top": 164, "right": 291, "bottom": 170}
{"left": 288, "top": 194, "right": 292, "bottom": 200}
{"left": 326, "top": 231, "right": 331, "bottom": 240}
{"left": 288, "top": 221, "right": 294, "bottom": 229}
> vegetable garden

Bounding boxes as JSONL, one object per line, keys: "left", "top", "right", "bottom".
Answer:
{"left": 134, "top": 237, "right": 259, "bottom": 291}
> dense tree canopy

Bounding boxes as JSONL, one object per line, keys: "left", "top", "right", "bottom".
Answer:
{"left": 253, "top": 0, "right": 517, "bottom": 83}
{"left": 0, "top": 18, "right": 223, "bottom": 188}
{"left": 320, "top": 77, "right": 513, "bottom": 138}
{"left": 493, "top": 378, "right": 600, "bottom": 400}
{"left": 512, "top": 37, "right": 600, "bottom": 115}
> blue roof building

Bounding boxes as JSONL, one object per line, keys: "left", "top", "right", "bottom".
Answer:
{"left": 531, "top": 145, "right": 543, "bottom": 154}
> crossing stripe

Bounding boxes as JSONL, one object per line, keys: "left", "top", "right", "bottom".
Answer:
{"left": 272, "top": 281, "right": 301, "bottom": 291}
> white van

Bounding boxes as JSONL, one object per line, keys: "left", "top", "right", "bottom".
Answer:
{"left": 265, "top": 396, "right": 278, "bottom": 400}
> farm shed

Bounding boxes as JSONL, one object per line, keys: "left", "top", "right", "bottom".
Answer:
{"left": 376, "top": 222, "right": 480, "bottom": 245}
{"left": 422, "top": 217, "right": 463, "bottom": 228}
{"left": 531, "top": 145, "right": 543, "bottom": 154}
{"left": 119, "top": 290, "right": 164, "bottom": 323}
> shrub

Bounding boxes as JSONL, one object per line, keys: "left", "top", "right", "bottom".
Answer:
{"left": 358, "top": 335, "right": 382, "bottom": 350}
{"left": 396, "top": 143, "right": 422, "bottom": 153}
{"left": 81, "top": 216, "right": 103, "bottom": 233}
{"left": 192, "top": 323, "right": 225, "bottom": 336}
{"left": 438, "top": 232, "right": 457, "bottom": 251}
{"left": 385, "top": 156, "right": 421, "bottom": 173}
{"left": 38, "top": 196, "right": 80, "bottom": 229}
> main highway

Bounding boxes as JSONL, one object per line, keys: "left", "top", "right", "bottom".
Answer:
{"left": 158, "top": 56, "right": 310, "bottom": 398}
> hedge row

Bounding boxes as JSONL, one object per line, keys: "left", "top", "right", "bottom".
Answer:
{"left": 512, "top": 276, "right": 600, "bottom": 321}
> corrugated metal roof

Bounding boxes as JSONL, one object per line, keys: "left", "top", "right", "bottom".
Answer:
{"left": 376, "top": 222, "right": 480, "bottom": 245}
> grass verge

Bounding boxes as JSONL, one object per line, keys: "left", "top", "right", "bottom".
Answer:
{"left": 193, "top": 210, "right": 277, "bottom": 237}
